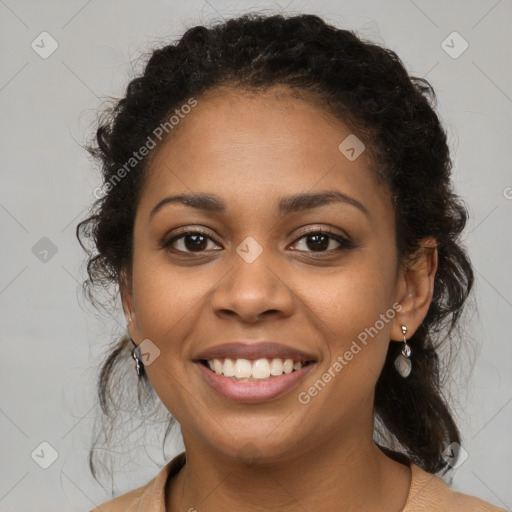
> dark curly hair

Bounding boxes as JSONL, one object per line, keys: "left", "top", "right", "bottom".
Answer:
{"left": 76, "top": 12, "right": 474, "bottom": 488}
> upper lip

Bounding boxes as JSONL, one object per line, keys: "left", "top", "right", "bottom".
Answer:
{"left": 194, "top": 342, "right": 316, "bottom": 362}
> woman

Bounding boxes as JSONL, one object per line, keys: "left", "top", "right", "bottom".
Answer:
{"left": 77, "top": 12, "right": 505, "bottom": 511}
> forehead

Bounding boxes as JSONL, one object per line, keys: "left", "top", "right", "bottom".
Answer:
{"left": 137, "top": 86, "right": 392, "bottom": 222}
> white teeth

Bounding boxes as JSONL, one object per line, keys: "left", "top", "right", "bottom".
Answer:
{"left": 269, "top": 358, "right": 284, "bottom": 375}
{"left": 252, "top": 359, "right": 271, "bottom": 379}
{"left": 283, "top": 359, "right": 294, "bottom": 374}
{"left": 223, "top": 358, "right": 235, "bottom": 377}
{"left": 205, "top": 357, "right": 306, "bottom": 379}
{"left": 234, "top": 359, "right": 252, "bottom": 378}
{"left": 213, "top": 358, "right": 223, "bottom": 375}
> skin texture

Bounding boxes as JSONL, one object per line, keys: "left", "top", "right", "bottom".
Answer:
{"left": 121, "top": 85, "right": 438, "bottom": 512}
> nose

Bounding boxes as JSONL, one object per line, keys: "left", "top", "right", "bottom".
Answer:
{"left": 209, "top": 248, "right": 295, "bottom": 324}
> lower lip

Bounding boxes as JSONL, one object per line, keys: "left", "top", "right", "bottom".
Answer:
{"left": 195, "top": 361, "right": 315, "bottom": 403}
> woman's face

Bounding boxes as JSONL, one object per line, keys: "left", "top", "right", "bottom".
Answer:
{"left": 123, "top": 86, "right": 413, "bottom": 462}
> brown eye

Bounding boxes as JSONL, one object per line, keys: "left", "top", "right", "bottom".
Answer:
{"left": 291, "top": 230, "right": 353, "bottom": 253}
{"left": 304, "top": 233, "right": 330, "bottom": 251}
{"left": 164, "top": 231, "right": 221, "bottom": 253}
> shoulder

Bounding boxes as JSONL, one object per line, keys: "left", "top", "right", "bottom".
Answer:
{"left": 88, "top": 483, "right": 151, "bottom": 512}
{"left": 404, "top": 463, "right": 506, "bottom": 512}
{"left": 88, "top": 452, "right": 186, "bottom": 512}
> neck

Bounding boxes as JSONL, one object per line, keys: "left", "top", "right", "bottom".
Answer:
{"left": 167, "top": 427, "right": 411, "bottom": 512}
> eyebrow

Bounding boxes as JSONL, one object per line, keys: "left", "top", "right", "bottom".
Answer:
{"left": 149, "top": 190, "right": 369, "bottom": 219}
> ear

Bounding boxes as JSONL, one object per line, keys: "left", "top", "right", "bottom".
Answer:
{"left": 119, "top": 267, "right": 138, "bottom": 340}
{"left": 391, "top": 237, "right": 438, "bottom": 341}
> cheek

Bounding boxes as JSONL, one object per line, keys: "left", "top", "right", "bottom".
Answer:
{"left": 291, "top": 263, "right": 397, "bottom": 433}
{"left": 130, "top": 255, "right": 210, "bottom": 424}
{"left": 132, "top": 253, "right": 207, "bottom": 339}
{"left": 309, "top": 249, "right": 397, "bottom": 371}
{"left": 319, "top": 250, "right": 395, "bottom": 322}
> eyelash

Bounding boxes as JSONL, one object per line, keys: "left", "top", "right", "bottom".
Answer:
{"left": 162, "top": 227, "right": 354, "bottom": 256}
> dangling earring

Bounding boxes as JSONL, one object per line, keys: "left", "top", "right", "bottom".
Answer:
{"left": 131, "top": 337, "right": 142, "bottom": 378}
{"left": 394, "top": 325, "right": 412, "bottom": 378}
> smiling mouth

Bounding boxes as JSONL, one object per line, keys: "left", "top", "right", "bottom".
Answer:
{"left": 199, "top": 357, "right": 315, "bottom": 381}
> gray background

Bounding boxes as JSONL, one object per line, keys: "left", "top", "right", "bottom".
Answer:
{"left": 1, "top": 0, "right": 511, "bottom": 510}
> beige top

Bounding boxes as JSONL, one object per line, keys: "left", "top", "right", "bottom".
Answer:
{"left": 90, "top": 452, "right": 505, "bottom": 511}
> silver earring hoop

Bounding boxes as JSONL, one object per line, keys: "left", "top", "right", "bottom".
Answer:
{"left": 131, "top": 338, "right": 142, "bottom": 378}
{"left": 394, "top": 325, "right": 412, "bottom": 378}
